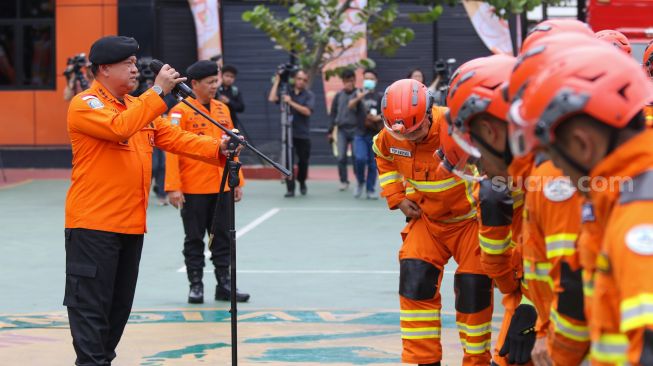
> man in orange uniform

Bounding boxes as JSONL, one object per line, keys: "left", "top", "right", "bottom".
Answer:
{"left": 64, "top": 36, "right": 234, "bottom": 365}
{"left": 165, "top": 60, "right": 249, "bottom": 304}
{"left": 512, "top": 43, "right": 653, "bottom": 366}
{"left": 443, "top": 54, "right": 535, "bottom": 366}
{"left": 374, "top": 79, "right": 493, "bottom": 366}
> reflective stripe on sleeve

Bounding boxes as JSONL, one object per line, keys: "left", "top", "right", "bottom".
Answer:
{"left": 405, "top": 177, "right": 465, "bottom": 193}
{"left": 620, "top": 293, "right": 653, "bottom": 332}
{"left": 590, "top": 333, "right": 629, "bottom": 365}
{"left": 372, "top": 134, "right": 393, "bottom": 161}
{"left": 550, "top": 308, "right": 589, "bottom": 342}
{"left": 479, "top": 232, "right": 512, "bottom": 255}
{"left": 523, "top": 259, "right": 553, "bottom": 288}
{"left": 379, "top": 171, "right": 402, "bottom": 187}
{"left": 545, "top": 233, "right": 578, "bottom": 259}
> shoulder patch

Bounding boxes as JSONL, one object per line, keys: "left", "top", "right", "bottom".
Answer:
{"left": 82, "top": 95, "right": 104, "bottom": 110}
{"left": 389, "top": 147, "right": 411, "bottom": 157}
{"left": 170, "top": 112, "right": 182, "bottom": 126}
{"left": 626, "top": 224, "right": 653, "bottom": 256}
{"left": 543, "top": 177, "right": 575, "bottom": 202}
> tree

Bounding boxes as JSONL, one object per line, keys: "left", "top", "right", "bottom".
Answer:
{"left": 242, "top": 0, "right": 560, "bottom": 86}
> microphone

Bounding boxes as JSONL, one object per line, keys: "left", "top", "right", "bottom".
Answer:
{"left": 149, "top": 59, "right": 196, "bottom": 99}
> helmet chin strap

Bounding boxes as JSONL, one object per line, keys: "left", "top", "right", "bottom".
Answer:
{"left": 550, "top": 125, "right": 619, "bottom": 178}
{"left": 469, "top": 130, "right": 512, "bottom": 165}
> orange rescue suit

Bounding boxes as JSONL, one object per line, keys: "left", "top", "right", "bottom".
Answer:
{"left": 164, "top": 97, "right": 244, "bottom": 193}
{"left": 374, "top": 107, "right": 493, "bottom": 366}
{"left": 521, "top": 157, "right": 589, "bottom": 365}
{"left": 65, "top": 81, "right": 222, "bottom": 234}
{"left": 587, "top": 129, "right": 653, "bottom": 366}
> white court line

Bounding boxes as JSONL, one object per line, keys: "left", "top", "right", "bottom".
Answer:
{"left": 187, "top": 269, "right": 457, "bottom": 274}
{"left": 176, "top": 208, "right": 280, "bottom": 272}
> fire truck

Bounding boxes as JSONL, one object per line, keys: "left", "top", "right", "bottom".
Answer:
{"left": 586, "top": 0, "right": 653, "bottom": 61}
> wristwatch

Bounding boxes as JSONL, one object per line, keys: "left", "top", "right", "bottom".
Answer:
{"left": 152, "top": 85, "right": 164, "bottom": 98}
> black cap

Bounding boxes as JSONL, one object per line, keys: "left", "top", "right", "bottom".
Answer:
{"left": 89, "top": 36, "right": 139, "bottom": 65}
{"left": 186, "top": 60, "right": 218, "bottom": 81}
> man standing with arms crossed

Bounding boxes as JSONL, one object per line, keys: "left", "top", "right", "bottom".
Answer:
{"left": 64, "top": 36, "right": 236, "bottom": 365}
{"left": 165, "top": 60, "right": 249, "bottom": 304}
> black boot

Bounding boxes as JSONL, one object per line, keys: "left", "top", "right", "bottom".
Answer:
{"left": 187, "top": 269, "right": 204, "bottom": 304}
{"left": 215, "top": 268, "right": 250, "bottom": 302}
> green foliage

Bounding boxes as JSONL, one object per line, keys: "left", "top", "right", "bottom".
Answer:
{"left": 242, "top": 0, "right": 561, "bottom": 83}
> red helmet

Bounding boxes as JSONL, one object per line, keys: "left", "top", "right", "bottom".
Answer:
{"left": 510, "top": 44, "right": 653, "bottom": 151}
{"left": 644, "top": 40, "right": 653, "bottom": 77}
{"left": 594, "top": 29, "right": 632, "bottom": 55}
{"left": 437, "top": 114, "right": 481, "bottom": 182}
{"left": 445, "top": 54, "right": 516, "bottom": 158}
{"left": 520, "top": 19, "right": 593, "bottom": 54}
{"left": 381, "top": 79, "right": 434, "bottom": 139}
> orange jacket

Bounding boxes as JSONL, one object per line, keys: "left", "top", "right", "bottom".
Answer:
{"left": 65, "top": 81, "right": 222, "bottom": 234}
{"left": 164, "top": 97, "right": 244, "bottom": 194}
{"left": 645, "top": 105, "right": 653, "bottom": 128}
{"left": 373, "top": 107, "right": 476, "bottom": 223}
{"left": 588, "top": 129, "right": 653, "bottom": 366}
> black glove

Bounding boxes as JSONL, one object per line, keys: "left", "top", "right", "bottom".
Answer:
{"left": 499, "top": 304, "right": 537, "bottom": 365}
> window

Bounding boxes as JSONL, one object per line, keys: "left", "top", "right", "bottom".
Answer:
{"left": 0, "top": 0, "right": 55, "bottom": 90}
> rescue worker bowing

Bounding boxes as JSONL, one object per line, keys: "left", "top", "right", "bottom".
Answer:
{"left": 375, "top": 79, "right": 493, "bottom": 366}
{"left": 165, "top": 60, "right": 249, "bottom": 304}
{"left": 64, "top": 36, "right": 236, "bottom": 366}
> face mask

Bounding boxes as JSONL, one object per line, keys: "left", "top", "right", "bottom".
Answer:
{"left": 363, "top": 79, "right": 376, "bottom": 90}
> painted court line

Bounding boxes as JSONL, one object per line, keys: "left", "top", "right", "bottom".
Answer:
{"left": 177, "top": 208, "right": 280, "bottom": 272}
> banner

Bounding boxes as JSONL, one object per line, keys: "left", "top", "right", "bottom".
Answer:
{"left": 462, "top": 1, "right": 513, "bottom": 55}
{"left": 322, "top": 0, "right": 367, "bottom": 114}
{"left": 187, "top": 0, "right": 223, "bottom": 60}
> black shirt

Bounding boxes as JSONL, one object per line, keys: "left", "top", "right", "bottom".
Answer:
{"left": 286, "top": 88, "right": 316, "bottom": 140}
{"left": 361, "top": 90, "right": 384, "bottom": 135}
{"left": 216, "top": 84, "right": 245, "bottom": 126}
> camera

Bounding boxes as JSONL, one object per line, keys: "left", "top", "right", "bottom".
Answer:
{"left": 434, "top": 58, "right": 456, "bottom": 81}
{"left": 277, "top": 62, "right": 300, "bottom": 84}
{"left": 64, "top": 53, "right": 89, "bottom": 79}
{"left": 137, "top": 57, "right": 155, "bottom": 83}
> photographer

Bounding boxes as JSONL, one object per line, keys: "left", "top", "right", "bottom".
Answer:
{"left": 63, "top": 53, "right": 94, "bottom": 101}
{"left": 430, "top": 58, "right": 456, "bottom": 105}
{"left": 268, "top": 68, "right": 315, "bottom": 197}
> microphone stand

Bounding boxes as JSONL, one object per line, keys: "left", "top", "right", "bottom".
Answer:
{"left": 174, "top": 93, "right": 290, "bottom": 366}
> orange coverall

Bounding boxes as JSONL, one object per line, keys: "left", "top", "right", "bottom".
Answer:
{"left": 65, "top": 81, "right": 222, "bottom": 234}
{"left": 521, "top": 157, "right": 589, "bottom": 365}
{"left": 164, "top": 97, "right": 244, "bottom": 193}
{"left": 374, "top": 107, "right": 493, "bottom": 365}
{"left": 587, "top": 129, "right": 653, "bottom": 366}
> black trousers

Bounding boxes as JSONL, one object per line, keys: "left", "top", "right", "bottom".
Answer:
{"left": 181, "top": 192, "right": 230, "bottom": 272}
{"left": 64, "top": 228, "right": 144, "bottom": 366}
{"left": 286, "top": 137, "right": 311, "bottom": 192}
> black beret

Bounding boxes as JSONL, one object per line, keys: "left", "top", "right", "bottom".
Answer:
{"left": 186, "top": 60, "right": 218, "bottom": 81}
{"left": 89, "top": 36, "right": 139, "bottom": 65}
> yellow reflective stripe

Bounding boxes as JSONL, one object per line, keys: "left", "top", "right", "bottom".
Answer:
{"left": 400, "top": 309, "right": 441, "bottom": 322}
{"left": 406, "top": 177, "right": 465, "bottom": 193}
{"left": 620, "top": 293, "right": 653, "bottom": 332}
{"left": 590, "top": 333, "right": 629, "bottom": 364}
{"left": 379, "top": 171, "right": 402, "bottom": 187}
{"left": 523, "top": 260, "right": 553, "bottom": 288}
{"left": 456, "top": 321, "right": 492, "bottom": 337}
{"left": 372, "top": 134, "right": 393, "bottom": 161}
{"left": 479, "top": 231, "right": 512, "bottom": 255}
{"left": 550, "top": 309, "right": 590, "bottom": 342}
{"left": 460, "top": 338, "right": 492, "bottom": 354}
{"left": 401, "top": 326, "right": 441, "bottom": 339}
{"left": 512, "top": 190, "right": 525, "bottom": 209}
{"left": 464, "top": 179, "right": 476, "bottom": 207}
{"left": 437, "top": 209, "right": 477, "bottom": 223}
{"left": 583, "top": 277, "right": 594, "bottom": 297}
{"left": 545, "top": 233, "right": 578, "bottom": 259}
{"left": 406, "top": 186, "right": 416, "bottom": 195}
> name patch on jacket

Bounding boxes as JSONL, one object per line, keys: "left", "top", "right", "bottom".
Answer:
{"left": 390, "top": 147, "right": 411, "bottom": 157}
{"left": 82, "top": 95, "right": 104, "bottom": 110}
{"left": 170, "top": 112, "right": 182, "bottom": 125}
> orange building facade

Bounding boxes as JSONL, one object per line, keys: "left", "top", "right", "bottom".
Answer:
{"left": 0, "top": 0, "right": 117, "bottom": 146}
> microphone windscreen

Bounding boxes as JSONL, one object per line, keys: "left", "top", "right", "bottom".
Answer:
{"left": 149, "top": 59, "right": 164, "bottom": 74}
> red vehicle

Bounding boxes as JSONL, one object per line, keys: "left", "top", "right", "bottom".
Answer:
{"left": 586, "top": 0, "right": 653, "bottom": 61}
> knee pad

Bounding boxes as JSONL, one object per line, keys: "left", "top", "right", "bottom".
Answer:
{"left": 399, "top": 259, "right": 441, "bottom": 300}
{"left": 557, "top": 261, "right": 586, "bottom": 321}
{"left": 454, "top": 273, "right": 493, "bottom": 314}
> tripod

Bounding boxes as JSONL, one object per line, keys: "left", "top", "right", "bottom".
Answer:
{"left": 279, "top": 82, "right": 294, "bottom": 190}
{"left": 174, "top": 94, "right": 290, "bottom": 366}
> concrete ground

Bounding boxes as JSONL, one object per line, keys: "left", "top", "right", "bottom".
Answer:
{"left": 0, "top": 169, "right": 504, "bottom": 365}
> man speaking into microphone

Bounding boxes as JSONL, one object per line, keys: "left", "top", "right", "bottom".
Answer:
{"left": 63, "top": 36, "right": 236, "bottom": 366}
